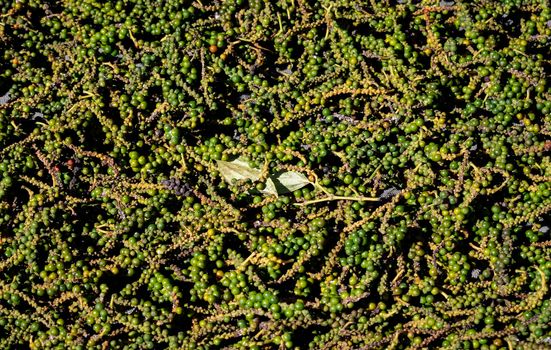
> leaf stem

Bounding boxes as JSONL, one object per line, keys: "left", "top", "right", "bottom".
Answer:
{"left": 294, "top": 195, "right": 379, "bottom": 206}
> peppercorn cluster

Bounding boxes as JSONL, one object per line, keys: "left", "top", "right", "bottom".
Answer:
{"left": 0, "top": 0, "right": 550, "bottom": 349}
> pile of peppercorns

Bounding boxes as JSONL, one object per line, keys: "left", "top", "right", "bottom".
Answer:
{"left": 0, "top": 0, "right": 550, "bottom": 349}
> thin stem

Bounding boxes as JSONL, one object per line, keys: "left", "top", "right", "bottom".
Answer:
{"left": 313, "top": 181, "right": 331, "bottom": 196}
{"left": 294, "top": 195, "right": 379, "bottom": 206}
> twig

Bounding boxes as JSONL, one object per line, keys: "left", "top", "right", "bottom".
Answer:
{"left": 294, "top": 195, "right": 379, "bottom": 206}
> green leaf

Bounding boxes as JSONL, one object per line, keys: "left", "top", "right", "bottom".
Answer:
{"left": 216, "top": 158, "right": 261, "bottom": 184}
{"left": 271, "top": 171, "right": 311, "bottom": 194}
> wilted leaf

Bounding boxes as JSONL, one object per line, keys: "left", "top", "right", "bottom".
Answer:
{"left": 216, "top": 158, "right": 261, "bottom": 184}
{"left": 271, "top": 171, "right": 311, "bottom": 194}
{"left": 0, "top": 92, "right": 10, "bottom": 105}
{"left": 261, "top": 178, "right": 278, "bottom": 197}
{"left": 216, "top": 160, "right": 310, "bottom": 196}
{"left": 379, "top": 187, "right": 400, "bottom": 199}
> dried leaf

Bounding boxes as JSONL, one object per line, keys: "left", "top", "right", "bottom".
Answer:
{"left": 261, "top": 178, "right": 278, "bottom": 197}
{"left": 216, "top": 159, "right": 310, "bottom": 196}
{"left": 216, "top": 158, "right": 261, "bottom": 184}
{"left": 380, "top": 187, "right": 400, "bottom": 199}
{"left": 271, "top": 171, "right": 311, "bottom": 194}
